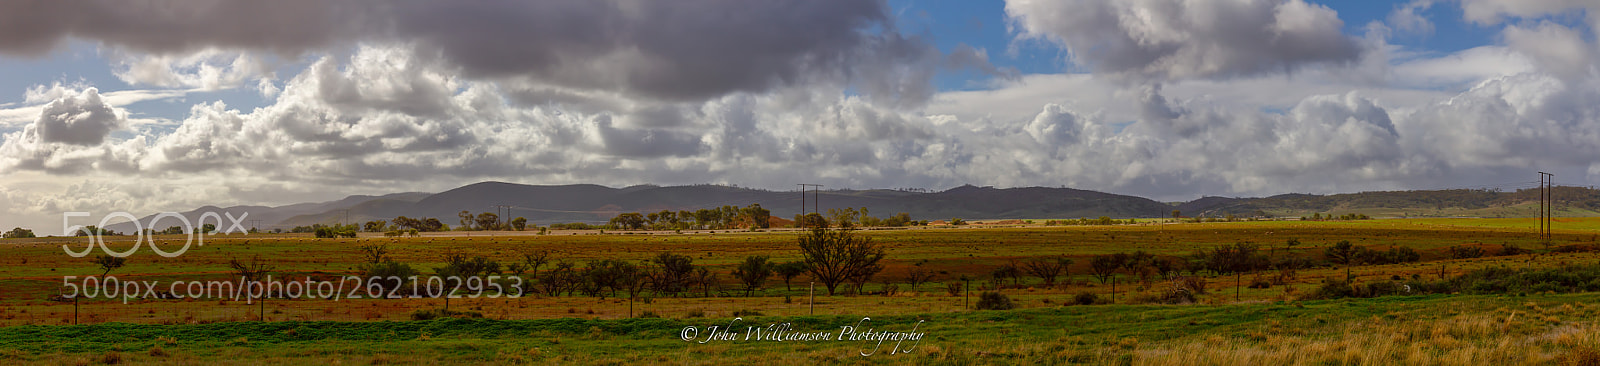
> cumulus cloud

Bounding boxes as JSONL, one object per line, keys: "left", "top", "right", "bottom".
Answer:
{"left": 8, "top": 0, "right": 1600, "bottom": 233}
{"left": 1502, "top": 22, "right": 1598, "bottom": 80}
{"left": 31, "top": 87, "right": 123, "bottom": 145}
{"left": 112, "top": 48, "right": 271, "bottom": 90}
{"left": 1004, "top": 0, "right": 1363, "bottom": 82}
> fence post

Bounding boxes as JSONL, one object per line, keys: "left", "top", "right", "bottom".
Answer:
{"left": 808, "top": 282, "right": 814, "bottom": 316}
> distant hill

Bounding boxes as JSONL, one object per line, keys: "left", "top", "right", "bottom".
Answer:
{"left": 109, "top": 183, "right": 1600, "bottom": 233}
{"left": 274, "top": 183, "right": 1175, "bottom": 228}
{"left": 103, "top": 192, "right": 430, "bottom": 234}
{"left": 1182, "top": 187, "right": 1600, "bottom": 219}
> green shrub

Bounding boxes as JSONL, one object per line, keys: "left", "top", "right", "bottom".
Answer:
{"left": 410, "top": 308, "right": 483, "bottom": 321}
{"left": 1305, "top": 278, "right": 1356, "bottom": 300}
{"left": 359, "top": 261, "right": 419, "bottom": 297}
{"left": 731, "top": 309, "right": 763, "bottom": 317}
{"left": 975, "top": 292, "right": 1013, "bottom": 310}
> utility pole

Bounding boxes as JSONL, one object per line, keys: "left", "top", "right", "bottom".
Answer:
{"left": 798, "top": 184, "right": 823, "bottom": 215}
{"left": 491, "top": 205, "right": 513, "bottom": 230}
{"left": 1539, "top": 172, "right": 1554, "bottom": 240}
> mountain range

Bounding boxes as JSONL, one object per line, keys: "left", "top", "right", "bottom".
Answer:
{"left": 104, "top": 182, "right": 1600, "bottom": 233}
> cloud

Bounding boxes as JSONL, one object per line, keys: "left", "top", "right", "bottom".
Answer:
{"left": 7, "top": 0, "right": 1600, "bottom": 229}
{"left": 112, "top": 48, "right": 271, "bottom": 90}
{"left": 32, "top": 87, "right": 122, "bottom": 145}
{"left": 1502, "top": 22, "right": 1598, "bottom": 80}
{"left": 1459, "top": 0, "right": 1600, "bottom": 26}
{"left": 0, "top": 0, "right": 359, "bottom": 56}
{"left": 0, "top": 1, "right": 1006, "bottom": 107}
{"left": 1387, "top": 1, "right": 1435, "bottom": 36}
{"left": 1004, "top": 0, "right": 1363, "bottom": 82}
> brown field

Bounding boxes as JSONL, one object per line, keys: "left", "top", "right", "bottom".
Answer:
{"left": 1, "top": 219, "right": 1596, "bottom": 326}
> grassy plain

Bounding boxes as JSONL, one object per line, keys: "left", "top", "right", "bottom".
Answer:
{"left": 1, "top": 218, "right": 1599, "bottom": 364}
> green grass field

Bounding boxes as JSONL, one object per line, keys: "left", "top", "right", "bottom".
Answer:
{"left": 4, "top": 294, "right": 1600, "bottom": 365}
{"left": 3, "top": 218, "right": 1600, "bottom": 364}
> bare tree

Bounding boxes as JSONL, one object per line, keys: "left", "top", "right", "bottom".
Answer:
{"left": 229, "top": 255, "right": 275, "bottom": 297}
{"left": 1089, "top": 254, "right": 1120, "bottom": 284}
{"left": 906, "top": 261, "right": 936, "bottom": 291}
{"left": 797, "top": 228, "right": 886, "bottom": 296}
{"left": 1022, "top": 256, "right": 1072, "bottom": 287}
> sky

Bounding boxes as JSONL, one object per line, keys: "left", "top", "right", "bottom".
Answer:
{"left": 1, "top": 0, "right": 1599, "bottom": 233}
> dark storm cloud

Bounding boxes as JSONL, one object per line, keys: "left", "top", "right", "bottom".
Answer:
{"left": 0, "top": 0, "right": 968, "bottom": 104}
{"left": 0, "top": 0, "right": 359, "bottom": 56}
{"left": 392, "top": 0, "right": 891, "bottom": 102}
{"left": 1005, "top": 0, "right": 1363, "bottom": 81}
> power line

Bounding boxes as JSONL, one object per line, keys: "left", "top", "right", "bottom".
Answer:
{"left": 797, "top": 184, "right": 823, "bottom": 215}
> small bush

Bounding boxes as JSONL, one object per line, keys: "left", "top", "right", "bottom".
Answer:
{"left": 1448, "top": 245, "right": 1485, "bottom": 259}
{"left": 1305, "top": 278, "right": 1356, "bottom": 300}
{"left": 1554, "top": 244, "right": 1597, "bottom": 253}
{"left": 98, "top": 351, "right": 124, "bottom": 364}
{"left": 974, "top": 292, "right": 1013, "bottom": 310}
{"left": 1562, "top": 346, "right": 1600, "bottom": 366}
{"left": 1176, "top": 276, "right": 1208, "bottom": 295}
{"left": 731, "top": 309, "right": 763, "bottom": 317}
{"left": 1499, "top": 245, "right": 1529, "bottom": 256}
{"left": 1074, "top": 292, "right": 1099, "bottom": 305}
{"left": 684, "top": 309, "right": 706, "bottom": 318}
{"left": 636, "top": 310, "right": 660, "bottom": 318}
{"left": 946, "top": 282, "right": 964, "bottom": 297}
{"left": 1247, "top": 275, "right": 1272, "bottom": 289}
{"left": 411, "top": 308, "right": 484, "bottom": 321}
{"left": 1138, "top": 288, "right": 1196, "bottom": 304}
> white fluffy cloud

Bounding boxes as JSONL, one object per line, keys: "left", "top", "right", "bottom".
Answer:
{"left": 112, "top": 49, "right": 271, "bottom": 90}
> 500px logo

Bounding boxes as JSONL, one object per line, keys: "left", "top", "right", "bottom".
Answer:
{"left": 60, "top": 211, "right": 249, "bottom": 258}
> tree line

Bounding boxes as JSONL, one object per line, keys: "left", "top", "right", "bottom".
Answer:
{"left": 350, "top": 226, "right": 890, "bottom": 305}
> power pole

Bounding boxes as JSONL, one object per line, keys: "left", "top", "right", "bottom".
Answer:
{"left": 1539, "top": 172, "right": 1554, "bottom": 240}
{"left": 491, "top": 205, "right": 513, "bottom": 230}
{"left": 797, "top": 184, "right": 823, "bottom": 217}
